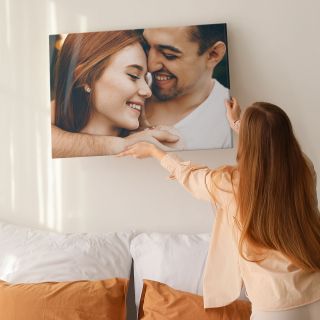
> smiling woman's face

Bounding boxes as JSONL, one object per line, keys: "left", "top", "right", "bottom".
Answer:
{"left": 92, "top": 43, "right": 151, "bottom": 133}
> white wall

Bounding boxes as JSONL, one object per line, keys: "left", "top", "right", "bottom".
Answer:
{"left": 0, "top": 0, "right": 319, "bottom": 233}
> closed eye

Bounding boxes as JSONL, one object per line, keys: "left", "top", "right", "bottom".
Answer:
{"left": 163, "top": 53, "right": 178, "bottom": 60}
{"left": 127, "top": 73, "right": 140, "bottom": 80}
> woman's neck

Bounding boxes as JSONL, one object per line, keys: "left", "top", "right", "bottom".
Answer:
{"left": 80, "top": 112, "right": 120, "bottom": 136}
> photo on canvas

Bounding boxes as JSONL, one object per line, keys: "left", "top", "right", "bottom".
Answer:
{"left": 49, "top": 23, "right": 231, "bottom": 158}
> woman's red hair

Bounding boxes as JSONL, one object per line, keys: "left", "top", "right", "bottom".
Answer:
{"left": 54, "top": 30, "right": 142, "bottom": 133}
{"left": 237, "top": 102, "right": 320, "bottom": 271}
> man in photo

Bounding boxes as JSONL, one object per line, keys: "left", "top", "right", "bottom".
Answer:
{"left": 142, "top": 24, "right": 231, "bottom": 150}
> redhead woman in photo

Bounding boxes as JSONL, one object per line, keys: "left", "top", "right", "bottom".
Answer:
{"left": 51, "top": 30, "right": 178, "bottom": 158}
{"left": 118, "top": 98, "right": 320, "bottom": 320}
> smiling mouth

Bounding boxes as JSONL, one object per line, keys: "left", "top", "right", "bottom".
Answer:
{"left": 154, "top": 72, "right": 175, "bottom": 81}
{"left": 155, "top": 75, "right": 173, "bottom": 81}
{"left": 126, "top": 101, "right": 142, "bottom": 113}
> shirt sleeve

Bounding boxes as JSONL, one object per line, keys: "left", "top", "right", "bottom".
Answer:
{"left": 160, "top": 153, "right": 231, "bottom": 205}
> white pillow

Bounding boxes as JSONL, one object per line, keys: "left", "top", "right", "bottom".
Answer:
{"left": 0, "top": 221, "right": 134, "bottom": 283}
{"left": 130, "top": 232, "right": 210, "bottom": 308}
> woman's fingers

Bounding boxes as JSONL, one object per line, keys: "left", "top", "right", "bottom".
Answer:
{"left": 116, "top": 143, "right": 138, "bottom": 157}
{"left": 116, "top": 148, "right": 135, "bottom": 157}
{"left": 225, "top": 97, "right": 237, "bottom": 110}
{"left": 231, "top": 96, "right": 237, "bottom": 104}
{"left": 116, "top": 142, "right": 154, "bottom": 159}
{"left": 127, "top": 129, "right": 179, "bottom": 144}
{"left": 224, "top": 98, "right": 232, "bottom": 110}
{"left": 150, "top": 130, "right": 180, "bottom": 143}
{"left": 225, "top": 97, "right": 241, "bottom": 123}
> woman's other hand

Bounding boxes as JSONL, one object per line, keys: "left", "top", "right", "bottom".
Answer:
{"left": 225, "top": 97, "right": 241, "bottom": 133}
{"left": 125, "top": 128, "right": 180, "bottom": 151}
{"left": 116, "top": 142, "right": 166, "bottom": 160}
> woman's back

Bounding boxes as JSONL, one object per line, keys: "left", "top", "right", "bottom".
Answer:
{"left": 183, "top": 161, "right": 320, "bottom": 312}
{"left": 236, "top": 102, "right": 320, "bottom": 272}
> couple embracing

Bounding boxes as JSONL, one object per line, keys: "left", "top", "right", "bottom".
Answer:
{"left": 51, "top": 24, "right": 231, "bottom": 158}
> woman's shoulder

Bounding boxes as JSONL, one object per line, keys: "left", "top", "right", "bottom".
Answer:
{"left": 211, "top": 165, "right": 239, "bottom": 185}
{"left": 209, "top": 165, "right": 239, "bottom": 202}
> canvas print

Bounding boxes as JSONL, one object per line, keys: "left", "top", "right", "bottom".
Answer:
{"left": 49, "top": 23, "right": 232, "bottom": 158}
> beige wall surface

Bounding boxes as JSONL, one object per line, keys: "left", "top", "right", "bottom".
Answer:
{"left": 0, "top": 0, "right": 319, "bottom": 233}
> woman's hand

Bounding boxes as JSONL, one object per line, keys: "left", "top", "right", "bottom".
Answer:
{"left": 225, "top": 97, "right": 241, "bottom": 133}
{"left": 116, "top": 142, "right": 166, "bottom": 160}
{"left": 124, "top": 128, "right": 180, "bottom": 151}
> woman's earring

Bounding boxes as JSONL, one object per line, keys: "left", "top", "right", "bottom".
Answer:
{"left": 84, "top": 85, "right": 91, "bottom": 93}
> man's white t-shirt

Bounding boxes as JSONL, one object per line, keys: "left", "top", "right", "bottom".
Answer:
{"left": 174, "top": 79, "right": 232, "bottom": 150}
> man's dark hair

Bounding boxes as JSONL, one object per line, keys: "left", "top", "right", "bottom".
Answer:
{"left": 189, "top": 23, "right": 227, "bottom": 55}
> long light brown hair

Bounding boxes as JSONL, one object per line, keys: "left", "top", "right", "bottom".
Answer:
{"left": 54, "top": 30, "right": 143, "bottom": 134}
{"left": 236, "top": 102, "right": 320, "bottom": 271}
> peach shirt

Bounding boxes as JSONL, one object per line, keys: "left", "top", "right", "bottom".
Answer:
{"left": 160, "top": 153, "right": 320, "bottom": 311}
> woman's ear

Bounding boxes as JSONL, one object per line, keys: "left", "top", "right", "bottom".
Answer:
{"left": 206, "top": 41, "right": 226, "bottom": 68}
{"left": 74, "top": 64, "right": 91, "bottom": 92}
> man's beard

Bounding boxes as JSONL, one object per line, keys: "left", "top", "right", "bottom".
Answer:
{"left": 151, "top": 79, "right": 184, "bottom": 101}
